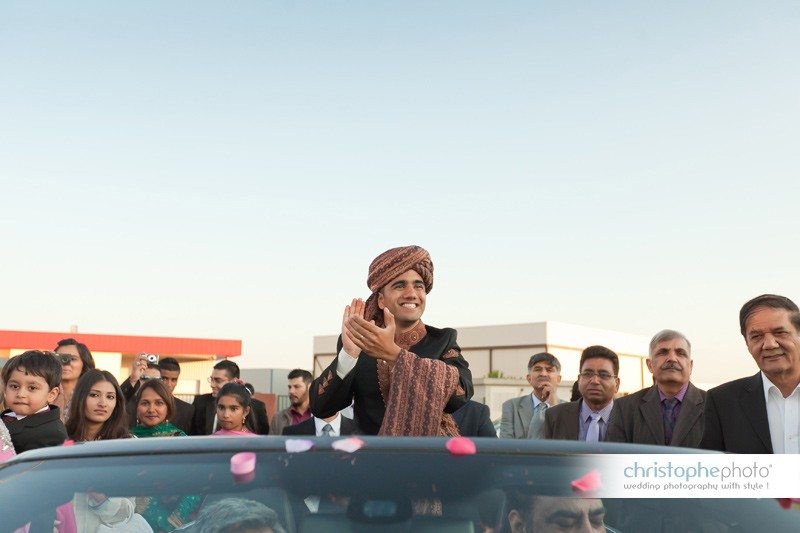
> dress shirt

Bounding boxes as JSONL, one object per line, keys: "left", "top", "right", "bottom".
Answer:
{"left": 314, "top": 415, "right": 342, "bottom": 437}
{"left": 2, "top": 405, "right": 49, "bottom": 420}
{"left": 657, "top": 383, "right": 688, "bottom": 421}
{"left": 578, "top": 400, "right": 614, "bottom": 441}
{"left": 336, "top": 348, "right": 358, "bottom": 378}
{"left": 761, "top": 372, "right": 800, "bottom": 454}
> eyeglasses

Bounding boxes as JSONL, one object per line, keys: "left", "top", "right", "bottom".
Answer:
{"left": 208, "top": 377, "right": 228, "bottom": 385}
{"left": 578, "top": 370, "right": 616, "bottom": 381}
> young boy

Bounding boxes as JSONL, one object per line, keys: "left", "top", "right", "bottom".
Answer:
{"left": 1, "top": 350, "right": 68, "bottom": 453}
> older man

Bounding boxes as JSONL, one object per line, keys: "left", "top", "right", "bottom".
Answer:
{"left": 544, "top": 345, "right": 620, "bottom": 441}
{"left": 500, "top": 352, "right": 564, "bottom": 439}
{"left": 701, "top": 294, "right": 800, "bottom": 453}
{"left": 606, "top": 330, "right": 706, "bottom": 447}
{"left": 310, "top": 245, "right": 473, "bottom": 436}
{"left": 506, "top": 494, "right": 607, "bottom": 533}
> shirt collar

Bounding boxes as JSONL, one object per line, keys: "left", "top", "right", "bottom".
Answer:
{"left": 579, "top": 399, "right": 614, "bottom": 421}
{"left": 4, "top": 404, "right": 50, "bottom": 420}
{"left": 761, "top": 371, "right": 800, "bottom": 402}
{"left": 657, "top": 383, "right": 689, "bottom": 403}
{"left": 314, "top": 414, "right": 341, "bottom": 436}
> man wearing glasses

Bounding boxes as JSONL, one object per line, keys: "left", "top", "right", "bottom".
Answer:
{"left": 606, "top": 330, "right": 706, "bottom": 447}
{"left": 189, "top": 360, "right": 270, "bottom": 435}
{"left": 544, "top": 346, "right": 619, "bottom": 441}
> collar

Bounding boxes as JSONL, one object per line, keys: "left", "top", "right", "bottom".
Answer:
{"left": 531, "top": 393, "right": 553, "bottom": 408}
{"left": 2, "top": 404, "right": 51, "bottom": 420}
{"left": 761, "top": 371, "right": 800, "bottom": 402}
{"left": 657, "top": 382, "right": 689, "bottom": 402}
{"left": 314, "top": 414, "right": 341, "bottom": 436}
{"left": 395, "top": 321, "right": 427, "bottom": 350}
{"left": 580, "top": 399, "right": 614, "bottom": 422}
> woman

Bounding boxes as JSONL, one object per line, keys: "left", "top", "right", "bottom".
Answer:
{"left": 212, "top": 381, "right": 254, "bottom": 436}
{"left": 132, "top": 380, "right": 200, "bottom": 531}
{"left": 0, "top": 418, "right": 15, "bottom": 462}
{"left": 130, "top": 379, "right": 184, "bottom": 438}
{"left": 60, "top": 370, "right": 149, "bottom": 531}
{"left": 54, "top": 338, "right": 96, "bottom": 422}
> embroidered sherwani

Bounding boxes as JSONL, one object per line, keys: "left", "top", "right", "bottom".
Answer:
{"left": 310, "top": 322, "right": 473, "bottom": 436}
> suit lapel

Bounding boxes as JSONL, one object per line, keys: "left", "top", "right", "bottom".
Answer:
{"left": 204, "top": 397, "right": 215, "bottom": 434}
{"left": 671, "top": 383, "right": 703, "bottom": 446}
{"left": 518, "top": 395, "right": 533, "bottom": 437}
{"left": 567, "top": 401, "right": 581, "bottom": 440}
{"left": 739, "top": 373, "right": 773, "bottom": 453}
{"left": 640, "top": 386, "right": 666, "bottom": 445}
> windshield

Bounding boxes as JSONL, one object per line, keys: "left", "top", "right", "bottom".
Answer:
{"left": 1, "top": 438, "right": 797, "bottom": 532}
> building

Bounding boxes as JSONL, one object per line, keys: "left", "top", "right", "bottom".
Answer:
{"left": 0, "top": 329, "right": 241, "bottom": 397}
{"left": 313, "top": 321, "right": 650, "bottom": 420}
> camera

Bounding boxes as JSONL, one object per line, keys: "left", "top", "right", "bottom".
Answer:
{"left": 144, "top": 353, "right": 159, "bottom": 364}
{"left": 57, "top": 354, "right": 72, "bottom": 365}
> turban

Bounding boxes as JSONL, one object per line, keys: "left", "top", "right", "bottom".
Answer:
{"left": 364, "top": 245, "right": 433, "bottom": 327}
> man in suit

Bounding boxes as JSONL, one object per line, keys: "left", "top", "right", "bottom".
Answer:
{"left": 452, "top": 399, "right": 497, "bottom": 437}
{"left": 282, "top": 412, "right": 359, "bottom": 437}
{"left": 190, "top": 360, "right": 269, "bottom": 435}
{"left": 270, "top": 369, "right": 313, "bottom": 435}
{"left": 500, "top": 352, "right": 564, "bottom": 439}
{"left": 606, "top": 329, "right": 706, "bottom": 448}
{"left": 544, "top": 345, "right": 620, "bottom": 441}
{"left": 310, "top": 245, "right": 472, "bottom": 436}
{"left": 701, "top": 294, "right": 800, "bottom": 453}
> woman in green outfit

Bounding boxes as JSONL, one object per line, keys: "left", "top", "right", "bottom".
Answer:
{"left": 132, "top": 379, "right": 200, "bottom": 531}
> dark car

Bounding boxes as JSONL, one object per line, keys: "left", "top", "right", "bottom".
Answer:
{"left": 0, "top": 437, "right": 797, "bottom": 532}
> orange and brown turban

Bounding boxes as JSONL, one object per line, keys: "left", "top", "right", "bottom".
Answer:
{"left": 364, "top": 245, "right": 433, "bottom": 326}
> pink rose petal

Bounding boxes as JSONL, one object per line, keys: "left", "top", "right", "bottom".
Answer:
{"left": 62, "top": 439, "right": 75, "bottom": 447}
{"left": 285, "top": 439, "right": 314, "bottom": 453}
{"left": 446, "top": 437, "right": 476, "bottom": 456}
{"left": 331, "top": 437, "right": 365, "bottom": 453}
{"left": 571, "top": 469, "right": 602, "bottom": 493}
{"left": 230, "top": 452, "right": 256, "bottom": 476}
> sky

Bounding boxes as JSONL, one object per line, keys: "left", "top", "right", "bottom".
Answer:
{"left": 1, "top": 1, "right": 799, "bottom": 385}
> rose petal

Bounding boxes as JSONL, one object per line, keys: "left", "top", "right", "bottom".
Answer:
{"left": 446, "top": 437, "right": 476, "bottom": 456}
{"left": 62, "top": 439, "right": 75, "bottom": 447}
{"left": 230, "top": 452, "right": 256, "bottom": 476}
{"left": 571, "top": 469, "right": 602, "bottom": 493}
{"left": 285, "top": 439, "right": 314, "bottom": 453}
{"left": 331, "top": 437, "right": 365, "bottom": 453}
{"left": 776, "top": 498, "right": 792, "bottom": 510}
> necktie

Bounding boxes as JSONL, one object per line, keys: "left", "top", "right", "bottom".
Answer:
{"left": 528, "top": 402, "right": 548, "bottom": 439}
{"left": 662, "top": 398, "right": 678, "bottom": 445}
{"left": 586, "top": 413, "right": 601, "bottom": 442}
{"left": 321, "top": 424, "right": 333, "bottom": 437}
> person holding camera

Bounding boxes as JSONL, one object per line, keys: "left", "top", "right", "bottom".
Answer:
{"left": 121, "top": 353, "right": 160, "bottom": 403}
{"left": 53, "top": 338, "right": 96, "bottom": 423}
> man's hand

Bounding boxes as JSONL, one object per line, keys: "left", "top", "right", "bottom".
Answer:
{"left": 535, "top": 382, "right": 553, "bottom": 404}
{"left": 346, "top": 308, "right": 402, "bottom": 362}
{"left": 341, "top": 299, "right": 365, "bottom": 358}
{"left": 129, "top": 354, "right": 148, "bottom": 386}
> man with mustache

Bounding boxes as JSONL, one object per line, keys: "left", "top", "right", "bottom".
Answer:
{"left": 270, "top": 369, "right": 313, "bottom": 435}
{"left": 543, "top": 345, "right": 620, "bottom": 441}
{"left": 606, "top": 330, "right": 706, "bottom": 447}
{"left": 701, "top": 294, "right": 800, "bottom": 453}
{"left": 500, "top": 352, "right": 564, "bottom": 439}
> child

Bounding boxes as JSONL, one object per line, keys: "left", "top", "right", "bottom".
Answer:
{"left": 1, "top": 350, "right": 68, "bottom": 453}
{"left": 212, "top": 381, "right": 253, "bottom": 436}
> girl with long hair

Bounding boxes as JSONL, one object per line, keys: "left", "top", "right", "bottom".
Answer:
{"left": 213, "top": 381, "right": 254, "bottom": 436}
{"left": 54, "top": 338, "right": 96, "bottom": 422}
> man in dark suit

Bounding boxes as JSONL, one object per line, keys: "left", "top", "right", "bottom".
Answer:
{"left": 282, "top": 413, "right": 359, "bottom": 436}
{"left": 545, "top": 345, "right": 620, "bottom": 441}
{"left": 452, "top": 400, "right": 497, "bottom": 437}
{"left": 606, "top": 330, "right": 706, "bottom": 448}
{"left": 190, "top": 360, "right": 269, "bottom": 435}
{"left": 701, "top": 294, "right": 800, "bottom": 453}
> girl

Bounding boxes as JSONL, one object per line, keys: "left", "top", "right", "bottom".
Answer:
{"left": 131, "top": 380, "right": 199, "bottom": 530}
{"left": 54, "top": 338, "right": 96, "bottom": 423}
{"left": 213, "top": 381, "right": 254, "bottom": 436}
{"left": 60, "top": 370, "right": 146, "bottom": 531}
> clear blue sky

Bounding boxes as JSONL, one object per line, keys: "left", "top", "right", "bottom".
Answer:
{"left": 2, "top": 1, "right": 799, "bottom": 384}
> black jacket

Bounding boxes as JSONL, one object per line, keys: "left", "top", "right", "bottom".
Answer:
{"left": 2, "top": 405, "right": 68, "bottom": 453}
{"left": 452, "top": 400, "right": 496, "bottom": 437}
{"left": 310, "top": 325, "right": 473, "bottom": 435}
{"left": 282, "top": 415, "right": 359, "bottom": 436}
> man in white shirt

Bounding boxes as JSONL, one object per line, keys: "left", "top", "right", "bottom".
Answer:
{"left": 281, "top": 412, "right": 359, "bottom": 436}
{"left": 701, "top": 294, "right": 800, "bottom": 453}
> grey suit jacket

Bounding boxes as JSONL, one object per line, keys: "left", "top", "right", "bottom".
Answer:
{"left": 606, "top": 382, "right": 706, "bottom": 448}
{"left": 500, "top": 393, "right": 563, "bottom": 439}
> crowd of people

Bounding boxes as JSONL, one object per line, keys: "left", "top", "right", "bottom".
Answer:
{"left": 1, "top": 245, "right": 799, "bottom": 531}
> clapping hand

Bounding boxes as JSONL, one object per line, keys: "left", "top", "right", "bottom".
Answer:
{"left": 345, "top": 307, "right": 402, "bottom": 362}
